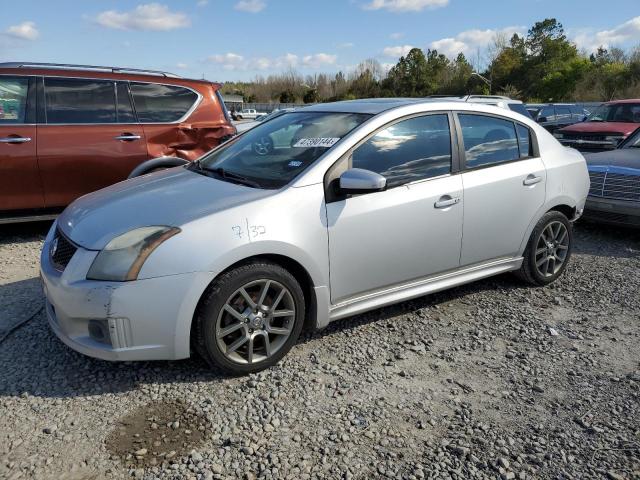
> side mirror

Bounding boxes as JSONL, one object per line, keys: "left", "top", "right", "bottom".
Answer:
{"left": 538, "top": 116, "right": 547, "bottom": 123}
{"left": 338, "top": 168, "right": 386, "bottom": 194}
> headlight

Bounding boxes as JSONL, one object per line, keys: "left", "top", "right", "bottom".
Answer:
{"left": 87, "top": 226, "right": 180, "bottom": 281}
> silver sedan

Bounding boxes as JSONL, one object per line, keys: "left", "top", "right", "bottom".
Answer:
{"left": 41, "top": 99, "right": 589, "bottom": 374}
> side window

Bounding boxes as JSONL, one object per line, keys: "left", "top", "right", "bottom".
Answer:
{"left": 116, "top": 82, "right": 136, "bottom": 123}
{"left": 130, "top": 82, "right": 198, "bottom": 123}
{"left": 556, "top": 106, "right": 571, "bottom": 120}
{"left": 44, "top": 78, "right": 116, "bottom": 124}
{"left": 540, "top": 106, "right": 555, "bottom": 120}
{"left": 351, "top": 114, "right": 451, "bottom": 188}
{"left": 458, "top": 114, "right": 519, "bottom": 168}
{"left": 0, "top": 76, "right": 29, "bottom": 124}
{"left": 516, "top": 123, "right": 533, "bottom": 158}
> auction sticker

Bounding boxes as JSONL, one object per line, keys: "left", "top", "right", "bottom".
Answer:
{"left": 293, "top": 137, "right": 340, "bottom": 148}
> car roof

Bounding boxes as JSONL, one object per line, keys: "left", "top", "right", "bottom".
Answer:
{"left": 0, "top": 63, "right": 221, "bottom": 89}
{"left": 604, "top": 99, "right": 640, "bottom": 105}
{"left": 302, "top": 98, "right": 464, "bottom": 115}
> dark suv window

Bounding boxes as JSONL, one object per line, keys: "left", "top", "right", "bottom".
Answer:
{"left": 351, "top": 114, "right": 451, "bottom": 188}
{"left": 44, "top": 78, "right": 116, "bottom": 124}
{"left": 130, "top": 82, "right": 198, "bottom": 123}
{"left": 459, "top": 114, "right": 520, "bottom": 168}
{"left": 0, "top": 76, "right": 30, "bottom": 124}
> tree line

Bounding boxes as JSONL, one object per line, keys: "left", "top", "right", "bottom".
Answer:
{"left": 221, "top": 19, "right": 640, "bottom": 104}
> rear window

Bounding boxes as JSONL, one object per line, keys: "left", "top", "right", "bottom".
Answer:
{"left": 130, "top": 82, "right": 198, "bottom": 123}
{"left": 216, "top": 90, "right": 232, "bottom": 123}
{"left": 508, "top": 103, "right": 532, "bottom": 119}
{"left": 44, "top": 78, "right": 116, "bottom": 124}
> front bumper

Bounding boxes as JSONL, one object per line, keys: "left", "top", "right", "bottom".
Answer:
{"left": 40, "top": 225, "right": 214, "bottom": 361}
{"left": 583, "top": 196, "right": 640, "bottom": 227}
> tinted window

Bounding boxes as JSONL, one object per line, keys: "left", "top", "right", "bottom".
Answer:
{"left": 540, "top": 106, "right": 555, "bottom": 119}
{"left": 0, "top": 76, "right": 29, "bottom": 124}
{"left": 587, "top": 103, "right": 640, "bottom": 123}
{"left": 516, "top": 124, "right": 532, "bottom": 158}
{"left": 556, "top": 106, "right": 571, "bottom": 119}
{"left": 459, "top": 114, "right": 519, "bottom": 168}
{"left": 116, "top": 82, "right": 136, "bottom": 123}
{"left": 508, "top": 103, "right": 533, "bottom": 119}
{"left": 131, "top": 83, "right": 198, "bottom": 122}
{"left": 569, "top": 105, "right": 582, "bottom": 115}
{"left": 44, "top": 78, "right": 116, "bottom": 124}
{"left": 352, "top": 114, "right": 451, "bottom": 188}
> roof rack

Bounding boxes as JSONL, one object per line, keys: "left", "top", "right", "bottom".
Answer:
{"left": 0, "top": 62, "right": 180, "bottom": 78}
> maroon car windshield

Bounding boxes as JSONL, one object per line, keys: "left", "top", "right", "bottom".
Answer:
{"left": 587, "top": 103, "right": 640, "bottom": 123}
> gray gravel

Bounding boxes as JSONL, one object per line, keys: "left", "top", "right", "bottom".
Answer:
{"left": 0, "top": 221, "right": 639, "bottom": 480}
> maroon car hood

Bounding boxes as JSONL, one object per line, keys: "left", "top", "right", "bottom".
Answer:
{"left": 559, "top": 122, "right": 638, "bottom": 136}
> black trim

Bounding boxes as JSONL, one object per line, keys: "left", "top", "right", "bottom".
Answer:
{"left": 25, "top": 77, "right": 36, "bottom": 124}
{"left": 36, "top": 76, "right": 46, "bottom": 123}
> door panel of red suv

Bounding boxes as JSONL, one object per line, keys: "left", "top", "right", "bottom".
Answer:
{"left": 37, "top": 77, "right": 148, "bottom": 208}
{"left": 0, "top": 76, "right": 44, "bottom": 211}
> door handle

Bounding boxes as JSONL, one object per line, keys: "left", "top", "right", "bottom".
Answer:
{"left": 0, "top": 137, "right": 31, "bottom": 144}
{"left": 523, "top": 174, "right": 543, "bottom": 186}
{"left": 434, "top": 195, "right": 460, "bottom": 209}
{"left": 114, "top": 134, "right": 142, "bottom": 141}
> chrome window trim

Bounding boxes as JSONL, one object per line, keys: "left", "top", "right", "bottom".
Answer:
{"left": 0, "top": 73, "right": 203, "bottom": 125}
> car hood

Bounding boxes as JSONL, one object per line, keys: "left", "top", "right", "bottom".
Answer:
{"left": 58, "top": 167, "right": 275, "bottom": 250}
{"left": 585, "top": 149, "right": 640, "bottom": 171}
{"left": 559, "top": 122, "right": 638, "bottom": 136}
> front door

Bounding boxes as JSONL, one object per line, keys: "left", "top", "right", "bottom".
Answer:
{"left": 456, "top": 113, "right": 546, "bottom": 266}
{"left": 326, "top": 113, "right": 464, "bottom": 303}
{"left": 37, "top": 78, "right": 148, "bottom": 208}
{"left": 0, "top": 76, "right": 43, "bottom": 211}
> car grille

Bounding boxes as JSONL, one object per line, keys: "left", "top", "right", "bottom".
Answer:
{"left": 561, "top": 134, "right": 618, "bottom": 150}
{"left": 50, "top": 228, "right": 77, "bottom": 271}
{"left": 589, "top": 171, "right": 640, "bottom": 202}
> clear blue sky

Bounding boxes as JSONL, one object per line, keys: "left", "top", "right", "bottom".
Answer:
{"left": 1, "top": 0, "right": 639, "bottom": 81}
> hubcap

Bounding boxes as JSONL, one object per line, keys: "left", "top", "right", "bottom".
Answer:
{"left": 216, "top": 279, "right": 295, "bottom": 365}
{"left": 534, "top": 221, "right": 570, "bottom": 278}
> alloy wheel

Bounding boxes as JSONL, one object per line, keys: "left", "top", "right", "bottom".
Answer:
{"left": 534, "top": 221, "right": 570, "bottom": 278}
{"left": 215, "top": 279, "right": 296, "bottom": 365}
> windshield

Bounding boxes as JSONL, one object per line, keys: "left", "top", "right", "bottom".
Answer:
{"left": 587, "top": 103, "right": 640, "bottom": 123}
{"left": 623, "top": 128, "right": 640, "bottom": 148}
{"left": 508, "top": 103, "right": 533, "bottom": 119}
{"left": 195, "top": 111, "right": 371, "bottom": 188}
{"left": 527, "top": 108, "right": 541, "bottom": 119}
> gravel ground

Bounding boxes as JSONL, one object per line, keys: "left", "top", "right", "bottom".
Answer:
{"left": 0, "top": 221, "right": 639, "bottom": 480}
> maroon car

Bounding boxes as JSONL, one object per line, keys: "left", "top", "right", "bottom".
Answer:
{"left": 0, "top": 62, "right": 236, "bottom": 223}
{"left": 554, "top": 99, "right": 640, "bottom": 152}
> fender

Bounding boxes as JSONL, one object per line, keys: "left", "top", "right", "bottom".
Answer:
{"left": 128, "top": 156, "right": 190, "bottom": 179}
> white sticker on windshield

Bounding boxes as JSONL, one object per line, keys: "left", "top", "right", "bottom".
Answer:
{"left": 293, "top": 137, "right": 340, "bottom": 148}
{"left": 288, "top": 160, "right": 303, "bottom": 167}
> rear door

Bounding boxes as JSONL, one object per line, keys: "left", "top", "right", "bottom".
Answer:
{"left": 0, "top": 75, "right": 43, "bottom": 211}
{"left": 37, "top": 77, "right": 147, "bottom": 208}
{"left": 456, "top": 113, "right": 545, "bottom": 266}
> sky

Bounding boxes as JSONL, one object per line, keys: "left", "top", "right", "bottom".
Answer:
{"left": 1, "top": 0, "right": 639, "bottom": 82}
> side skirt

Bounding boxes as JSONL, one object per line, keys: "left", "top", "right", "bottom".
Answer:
{"left": 327, "top": 257, "right": 523, "bottom": 322}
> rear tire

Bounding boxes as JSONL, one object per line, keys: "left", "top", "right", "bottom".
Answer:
{"left": 516, "top": 211, "right": 573, "bottom": 286}
{"left": 193, "top": 261, "right": 305, "bottom": 375}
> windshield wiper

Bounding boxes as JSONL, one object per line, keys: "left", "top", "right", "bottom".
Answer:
{"left": 204, "top": 166, "right": 262, "bottom": 188}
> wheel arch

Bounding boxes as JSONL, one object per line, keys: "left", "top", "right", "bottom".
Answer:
{"left": 518, "top": 199, "right": 577, "bottom": 255}
{"left": 128, "top": 156, "right": 189, "bottom": 179}
{"left": 189, "top": 253, "right": 319, "bottom": 351}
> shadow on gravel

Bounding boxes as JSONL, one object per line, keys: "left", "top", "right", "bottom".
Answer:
{"left": 573, "top": 221, "right": 640, "bottom": 259}
{"left": 0, "top": 220, "right": 52, "bottom": 245}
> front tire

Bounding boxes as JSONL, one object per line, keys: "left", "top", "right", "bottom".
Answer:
{"left": 193, "top": 261, "right": 305, "bottom": 375}
{"left": 517, "top": 211, "right": 573, "bottom": 286}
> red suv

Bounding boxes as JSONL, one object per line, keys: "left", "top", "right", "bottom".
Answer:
{"left": 0, "top": 62, "right": 235, "bottom": 223}
{"left": 554, "top": 99, "right": 640, "bottom": 151}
